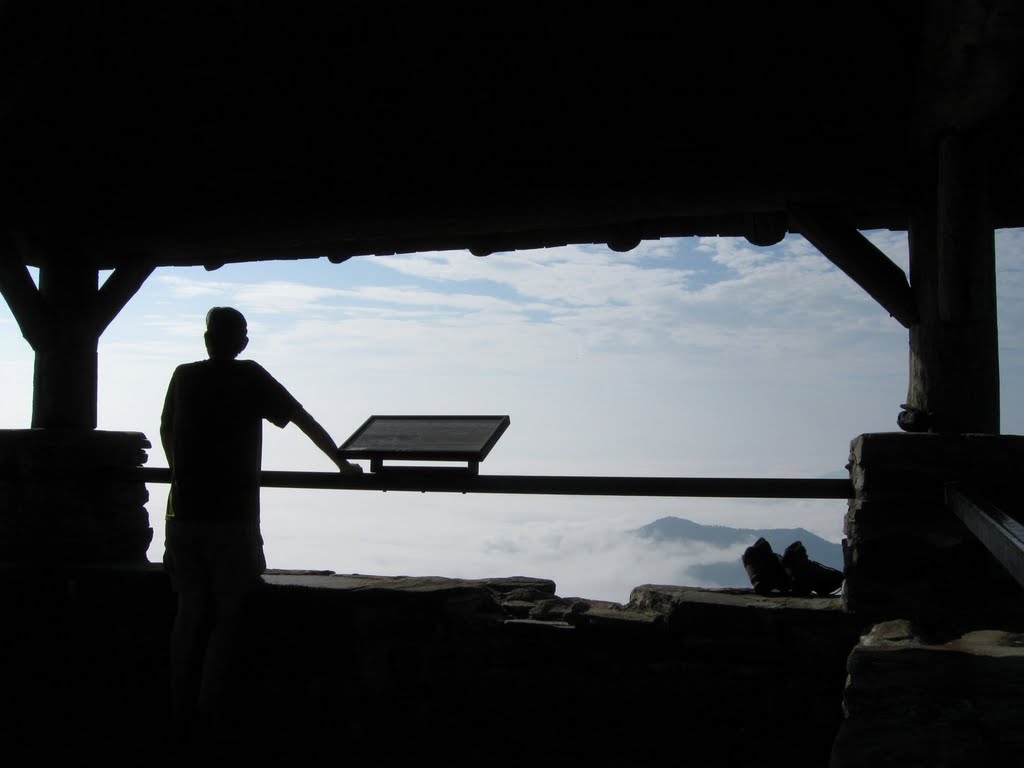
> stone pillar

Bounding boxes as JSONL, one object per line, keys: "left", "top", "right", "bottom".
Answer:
{"left": 843, "top": 432, "right": 1024, "bottom": 632}
{"left": 0, "top": 430, "right": 153, "bottom": 563}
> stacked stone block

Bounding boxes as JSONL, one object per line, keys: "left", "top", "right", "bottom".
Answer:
{"left": 844, "top": 432, "right": 1024, "bottom": 632}
{"left": 0, "top": 429, "right": 152, "bottom": 563}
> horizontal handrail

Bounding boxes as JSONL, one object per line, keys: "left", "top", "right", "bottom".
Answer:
{"left": 127, "top": 467, "right": 852, "bottom": 499}
{"left": 946, "top": 483, "right": 1024, "bottom": 590}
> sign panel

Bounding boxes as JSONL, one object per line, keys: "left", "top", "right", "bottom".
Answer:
{"left": 339, "top": 415, "right": 510, "bottom": 471}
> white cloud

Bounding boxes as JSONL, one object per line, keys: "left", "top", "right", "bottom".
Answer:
{"left": 159, "top": 275, "right": 349, "bottom": 315}
{"left": 347, "top": 285, "right": 522, "bottom": 313}
{"left": 242, "top": 490, "right": 843, "bottom": 603}
{"left": 157, "top": 275, "right": 232, "bottom": 298}
{"left": 107, "top": 235, "right": 916, "bottom": 478}
{"left": 698, "top": 236, "right": 772, "bottom": 271}
{"left": 368, "top": 244, "right": 699, "bottom": 308}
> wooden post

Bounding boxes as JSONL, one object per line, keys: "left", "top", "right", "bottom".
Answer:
{"left": 32, "top": 259, "right": 100, "bottom": 430}
{"left": 1, "top": 236, "right": 154, "bottom": 430}
{"left": 905, "top": 132, "right": 999, "bottom": 434}
{"left": 0, "top": 243, "right": 156, "bottom": 562}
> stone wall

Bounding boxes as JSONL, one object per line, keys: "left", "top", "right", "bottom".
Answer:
{"left": 833, "top": 434, "right": 1024, "bottom": 766}
{"left": 7, "top": 430, "right": 1024, "bottom": 764}
{"left": 0, "top": 429, "right": 153, "bottom": 563}
{"left": 0, "top": 566, "right": 866, "bottom": 767}
{"left": 844, "top": 433, "right": 1024, "bottom": 633}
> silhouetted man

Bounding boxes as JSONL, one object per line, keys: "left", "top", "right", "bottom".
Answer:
{"left": 161, "top": 306, "right": 361, "bottom": 742}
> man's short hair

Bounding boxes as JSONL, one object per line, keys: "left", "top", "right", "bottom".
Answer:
{"left": 205, "top": 307, "right": 248, "bottom": 357}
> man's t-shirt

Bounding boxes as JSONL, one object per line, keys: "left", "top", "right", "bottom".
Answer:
{"left": 161, "top": 359, "right": 301, "bottom": 523}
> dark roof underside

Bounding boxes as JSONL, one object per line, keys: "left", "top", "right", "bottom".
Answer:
{"left": 1, "top": 1, "right": 1022, "bottom": 268}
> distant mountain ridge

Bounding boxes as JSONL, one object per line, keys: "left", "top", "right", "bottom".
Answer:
{"left": 632, "top": 516, "right": 844, "bottom": 588}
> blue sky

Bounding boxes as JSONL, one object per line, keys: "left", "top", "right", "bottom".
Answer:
{"left": 2, "top": 229, "right": 1023, "bottom": 601}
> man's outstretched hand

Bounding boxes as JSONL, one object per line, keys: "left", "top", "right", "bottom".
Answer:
{"left": 334, "top": 452, "right": 364, "bottom": 475}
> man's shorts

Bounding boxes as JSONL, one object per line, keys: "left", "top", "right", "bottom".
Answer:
{"left": 164, "top": 518, "right": 267, "bottom": 594}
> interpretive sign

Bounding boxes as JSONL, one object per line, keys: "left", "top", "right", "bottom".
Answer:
{"left": 339, "top": 415, "right": 511, "bottom": 474}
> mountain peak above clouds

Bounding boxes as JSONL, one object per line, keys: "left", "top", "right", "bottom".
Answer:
{"left": 632, "top": 516, "right": 844, "bottom": 588}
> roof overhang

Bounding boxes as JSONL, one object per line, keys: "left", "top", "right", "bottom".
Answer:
{"left": 1, "top": 1, "right": 1022, "bottom": 269}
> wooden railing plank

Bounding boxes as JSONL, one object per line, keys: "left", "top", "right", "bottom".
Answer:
{"left": 946, "top": 483, "right": 1024, "bottom": 591}
{"left": 130, "top": 467, "right": 852, "bottom": 499}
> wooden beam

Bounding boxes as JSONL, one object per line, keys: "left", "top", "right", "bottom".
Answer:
{"left": 132, "top": 467, "right": 853, "bottom": 499}
{"left": 788, "top": 204, "right": 918, "bottom": 328}
{"left": 0, "top": 1, "right": 81, "bottom": 131}
{"left": 32, "top": 260, "right": 99, "bottom": 430}
{"left": 92, "top": 263, "right": 154, "bottom": 336}
{"left": 905, "top": 203, "right": 940, "bottom": 431}
{"left": 947, "top": 483, "right": 1024, "bottom": 591}
{"left": 915, "top": 0, "right": 1024, "bottom": 138}
{"left": 0, "top": 231, "right": 47, "bottom": 349}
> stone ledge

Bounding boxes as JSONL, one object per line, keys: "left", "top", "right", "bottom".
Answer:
{"left": 261, "top": 570, "right": 662, "bottom": 628}
{"left": 850, "top": 617, "right": 1024, "bottom": 673}
{"left": 627, "top": 584, "right": 865, "bottom": 664}
{"left": 0, "top": 564, "right": 858, "bottom": 630}
{"left": 262, "top": 572, "right": 850, "bottom": 630}
{"left": 629, "top": 583, "right": 845, "bottom": 613}
{"left": 263, "top": 570, "right": 555, "bottom": 595}
{"left": 832, "top": 619, "right": 1024, "bottom": 767}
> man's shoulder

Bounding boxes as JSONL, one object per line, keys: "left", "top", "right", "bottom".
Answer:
{"left": 170, "top": 360, "right": 206, "bottom": 379}
{"left": 169, "top": 359, "right": 286, "bottom": 398}
{"left": 235, "top": 359, "right": 276, "bottom": 380}
{"left": 217, "top": 359, "right": 286, "bottom": 391}
{"left": 174, "top": 359, "right": 268, "bottom": 375}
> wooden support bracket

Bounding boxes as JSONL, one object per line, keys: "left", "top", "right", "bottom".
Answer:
{"left": 93, "top": 263, "right": 155, "bottom": 336}
{"left": 789, "top": 204, "right": 919, "bottom": 328}
{"left": 0, "top": 231, "right": 47, "bottom": 349}
{"left": 0, "top": 237, "right": 156, "bottom": 429}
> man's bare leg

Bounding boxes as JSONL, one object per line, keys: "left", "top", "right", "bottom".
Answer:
{"left": 197, "top": 591, "right": 247, "bottom": 736}
{"left": 170, "top": 590, "right": 212, "bottom": 727}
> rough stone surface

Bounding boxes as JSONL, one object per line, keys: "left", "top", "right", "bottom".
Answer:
{"left": 831, "top": 620, "right": 1024, "bottom": 768}
{"left": 10, "top": 429, "right": 1024, "bottom": 765}
{"left": 843, "top": 432, "right": 1024, "bottom": 632}
{"left": 0, "top": 429, "right": 153, "bottom": 563}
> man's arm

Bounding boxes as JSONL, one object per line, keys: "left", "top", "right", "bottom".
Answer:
{"left": 160, "top": 373, "right": 176, "bottom": 470}
{"left": 160, "top": 425, "right": 173, "bottom": 471}
{"left": 291, "top": 407, "right": 363, "bottom": 475}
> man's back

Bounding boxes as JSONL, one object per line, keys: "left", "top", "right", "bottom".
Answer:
{"left": 162, "top": 358, "right": 300, "bottom": 523}
{"left": 163, "top": 307, "right": 361, "bottom": 741}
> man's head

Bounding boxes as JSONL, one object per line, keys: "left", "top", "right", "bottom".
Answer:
{"left": 205, "top": 306, "right": 249, "bottom": 359}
